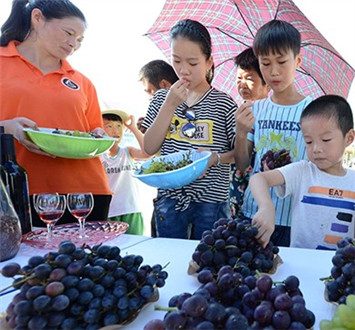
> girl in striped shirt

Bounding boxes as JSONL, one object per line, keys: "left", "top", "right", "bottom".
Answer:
{"left": 142, "top": 19, "right": 237, "bottom": 240}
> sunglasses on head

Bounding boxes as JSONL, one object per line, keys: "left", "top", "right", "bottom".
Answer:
{"left": 182, "top": 107, "right": 196, "bottom": 138}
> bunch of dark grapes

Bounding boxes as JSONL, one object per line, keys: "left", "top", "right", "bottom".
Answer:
{"left": 144, "top": 276, "right": 249, "bottom": 330}
{"left": 144, "top": 265, "right": 251, "bottom": 329}
{"left": 191, "top": 218, "right": 279, "bottom": 278}
{"left": 144, "top": 267, "right": 315, "bottom": 329}
{"left": 0, "top": 240, "right": 168, "bottom": 329}
{"left": 197, "top": 266, "right": 315, "bottom": 329}
{"left": 244, "top": 274, "right": 315, "bottom": 329}
{"left": 323, "top": 237, "right": 355, "bottom": 304}
{"left": 260, "top": 149, "right": 292, "bottom": 171}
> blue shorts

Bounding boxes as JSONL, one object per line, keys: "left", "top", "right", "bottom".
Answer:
{"left": 153, "top": 196, "right": 230, "bottom": 240}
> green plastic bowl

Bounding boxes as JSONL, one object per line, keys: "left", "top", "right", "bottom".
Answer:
{"left": 24, "top": 127, "right": 116, "bottom": 159}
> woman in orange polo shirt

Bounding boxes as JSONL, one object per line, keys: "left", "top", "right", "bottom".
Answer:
{"left": 0, "top": 0, "right": 112, "bottom": 226}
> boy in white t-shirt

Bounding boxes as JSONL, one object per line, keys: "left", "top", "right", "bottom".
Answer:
{"left": 100, "top": 110, "right": 151, "bottom": 235}
{"left": 250, "top": 95, "right": 355, "bottom": 249}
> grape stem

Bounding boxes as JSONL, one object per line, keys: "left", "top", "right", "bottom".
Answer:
{"left": 0, "top": 274, "right": 36, "bottom": 294}
{"left": 225, "top": 245, "right": 238, "bottom": 249}
{"left": 255, "top": 270, "right": 262, "bottom": 278}
{"left": 319, "top": 276, "right": 333, "bottom": 281}
{"left": 154, "top": 305, "right": 178, "bottom": 312}
{"left": 162, "top": 262, "right": 170, "bottom": 269}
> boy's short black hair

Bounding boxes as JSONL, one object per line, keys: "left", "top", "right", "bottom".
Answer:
{"left": 301, "top": 95, "right": 354, "bottom": 136}
{"left": 102, "top": 114, "right": 122, "bottom": 123}
{"left": 138, "top": 60, "right": 178, "bottom": 89}
{"left": 253, "top": 20, "right": 301, "bottom": 57}
{"left": 234, "top": 47, "right": 266, "bottom": 84}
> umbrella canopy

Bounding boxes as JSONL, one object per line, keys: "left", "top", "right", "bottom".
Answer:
{"left": 145, "top": 0, "right": 355, "bottom": 104}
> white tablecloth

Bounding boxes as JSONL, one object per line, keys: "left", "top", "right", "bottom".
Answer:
{"left": 0, "top": 235, "right": 336, "bottom": 330}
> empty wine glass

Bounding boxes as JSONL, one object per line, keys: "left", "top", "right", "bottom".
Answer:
{"left": 67, "top": 193, "right": 94, "bottom": 238}
{"left": 33, "top": 193, "right": 66, "bottom": 240}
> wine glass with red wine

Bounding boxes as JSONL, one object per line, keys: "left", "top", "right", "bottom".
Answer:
{"left": 67, "top": 193, "right": 94, "bottom": 238}
{"left": 33, "top": 193, "right": 66, "bottom": 239}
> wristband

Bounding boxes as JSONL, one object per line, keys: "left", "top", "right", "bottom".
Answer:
{"left": 215, "top": 152, "right": 221, "bottom": 166}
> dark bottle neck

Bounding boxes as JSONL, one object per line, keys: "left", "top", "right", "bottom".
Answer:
{"left": 1, "top": 134, "right": 17, "bottom": 163}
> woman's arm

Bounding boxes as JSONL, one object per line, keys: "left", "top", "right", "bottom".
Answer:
{"left": 1, "top": 117, "right": 51, "bottom": 156}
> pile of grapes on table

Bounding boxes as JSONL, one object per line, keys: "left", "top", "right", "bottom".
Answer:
{"left": 0, "top": 241, "right": 168, "bottom": 329}
{"left": 145, "top": 217, "right": 316, "bottom": 330}
{"left": 189, "top": 218, "right": 280, "bottom": 277}
{"left": 319, "top": 237, "right": 355, "bottom": 329}
{"left": 322, "top": 237, "right": 355, "bottom": 304}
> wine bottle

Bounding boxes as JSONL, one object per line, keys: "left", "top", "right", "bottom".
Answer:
{"left": 0, "top": 133, "right": 32, "bottom": 234}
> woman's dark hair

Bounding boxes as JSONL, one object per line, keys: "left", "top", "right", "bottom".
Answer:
{"left": 234, "top": 47, "right": 266, "bottom": 85}
{"left": 170, "top": 19, "right": 214, "bottom": 84}
{"left": 0, "top": 0, "right": 86, "bottom": 47}
{"left": 253, "top": 20, "right": 301, "bottom": 58}
{"left": 301, "top": 94, "right": 354, "bottom": 136}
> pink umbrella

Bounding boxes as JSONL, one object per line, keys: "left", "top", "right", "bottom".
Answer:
{"left": 145, "top": 0, "right": 354, "bottom": 104}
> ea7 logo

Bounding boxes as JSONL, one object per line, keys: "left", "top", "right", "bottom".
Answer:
{"left": 61, "top": 78, "right": 80, "bottom": 90}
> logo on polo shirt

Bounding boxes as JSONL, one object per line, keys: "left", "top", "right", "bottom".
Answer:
{"left": 61, "top": 77, "right": 80, "bottom": 90}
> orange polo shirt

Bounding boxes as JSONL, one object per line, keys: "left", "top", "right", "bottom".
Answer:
{"left": 0, "top": 41, "right": 111, "bottom": 195}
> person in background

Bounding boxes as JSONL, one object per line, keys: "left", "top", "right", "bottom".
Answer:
{"left": 137, "top": 59, "right": 179, "bottom": 237}
{"left": 137, "top": 60, "right": 178, "bottom": 134}
{"left": 229, "top": 47, "right": 270, "bottom": 218}
{"left": 234, "top": 20, "right": 312, "bottom": 247}
{"left": 250, "top": 95, "right": 355, "bottom": 249}
{"left": 100, "top": 110, "right": 151, "bottom": 235}
{"left": 142, "top": 19, "right": 237, "bottom": 240}
{"left": 0, "top": 0, "right": 111, "bottom": 226}
{"left": 138, "top": 59, "right": 179, "bottom": 100}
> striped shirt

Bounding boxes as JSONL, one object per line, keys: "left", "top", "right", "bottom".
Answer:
{"left": 242, "top": 96, "right": 312, "bottom": 226}
{"left": 142, "top": 87, "right": 237, "bottom": 211}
